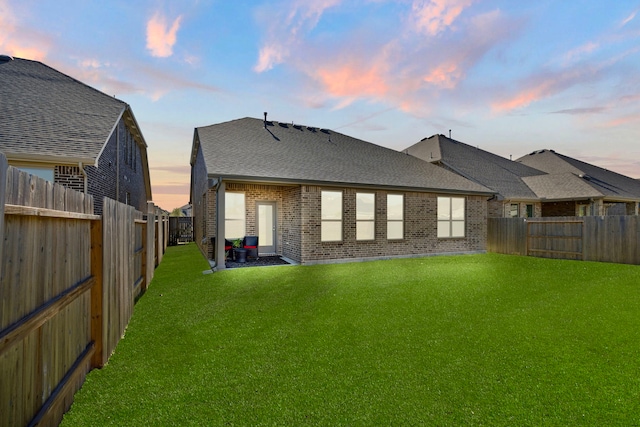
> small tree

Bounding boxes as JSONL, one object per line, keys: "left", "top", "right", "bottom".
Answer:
{"left": 170, "top": 207, "right": 184, "bottom": 217}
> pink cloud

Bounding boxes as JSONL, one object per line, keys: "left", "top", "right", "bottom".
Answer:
{"left": 602, "top": 113, "right": 640, "bottom": 128}
{"left": 316, "top": 62, "right": 389, "bottom": 99}
{"left": 0, "top": 1, "right": 49, "bottom": 61}
{"left": 253, "top": 0, "right": 341, "bottom": 72}
{"left": 423, "top": 62, "right": 462, "bottom": 89}
{"left": 146, "top": 12, "right": 183, "bottom": 58}
{"left": 411, "top": 0, "right": 474, "bottom": 35}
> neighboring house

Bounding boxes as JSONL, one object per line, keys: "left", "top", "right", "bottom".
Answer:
{"left": 403, "top": 135, "right": 640, "bottom": 217}
{"left": 190, "top": 116, "right": 494, "bottom": 268}
{"left": 403, "top": 134, "right": 547, "bottom": 218}
{"left": 179, "top": 203, "right": 193, "bottom": 217}
{"left": 0, "top": 55, "right": 152, "bottom": 214}
{"left": 517, "top": 149, "right": 640, "bottom": 216}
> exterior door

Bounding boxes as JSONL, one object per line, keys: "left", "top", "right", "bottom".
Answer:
{"left": 257, "top": 202, "right": 276, "bottom": 254}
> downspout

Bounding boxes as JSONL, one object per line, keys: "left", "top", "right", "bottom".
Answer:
{"left": 78, "top": 161, "right": 88, "bottom": 194}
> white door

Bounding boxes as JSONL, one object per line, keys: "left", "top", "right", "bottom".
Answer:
{"left": 257, "top": 202, "right": 276, "bottom": 254}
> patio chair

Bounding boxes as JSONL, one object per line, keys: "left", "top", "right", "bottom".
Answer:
{"left": 243, "top": 235, "right": 259, "bottom": 260}
{"left": 224, "top": 239, "right": 234, "bottom": 261}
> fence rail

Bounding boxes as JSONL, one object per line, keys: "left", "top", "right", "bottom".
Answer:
{"left": 488, "top": 216, "right": 640, "bottom": 265}
{"left": 0, "top": 155, "right": 168, "bottom": 427}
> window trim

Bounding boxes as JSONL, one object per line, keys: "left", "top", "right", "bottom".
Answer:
{"left": 356, "top": 192, "right": 376, "bottom": 241}
{"left": 321, "top": 190, "right": 343, "bottom": 242}
{"left": 387, "top": 193, "right": 404, "bottom": 240}
{"left": 437, "top": 196, "right": 466, "bottom": 238}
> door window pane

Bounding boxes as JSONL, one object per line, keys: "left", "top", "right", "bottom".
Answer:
{"left": 258, "top": 204, "right": 274, "bottom": 246}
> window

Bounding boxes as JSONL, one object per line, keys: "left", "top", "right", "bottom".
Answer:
{"left": 356, "top": 193, "right": 375, "bottom": 240}
{"left": 321, "top": 191, "right": 342, "bottom": 242}
{"left": 437, "top": 197, "right": 465, "bottom": 238}
{"left": 387, "top": 194, "right": 404, "bottom": 240}
{"left": 225, "top": 192, "right": 245, "bottom": 239}
{"left": 526, "top": 204, "right": 534, "bottom": 218}
{"left": 509, "top": 203, "right": 519, "bottom": 217}
{"left": 577, "top": 204, "right": 589, "bottom": 217}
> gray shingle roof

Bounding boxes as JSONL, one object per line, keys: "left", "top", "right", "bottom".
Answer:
{"left": 522, "top": 172, "right": 604, "bottom": 200}
{"left": 517, "top": 150, "right": 640, "bottom": 201}
{"left": 0, "top": 57, "right": 126, "bottom": 163}
{"left": 195, "top": 118, "right": 493, "bottom": 194}
{"left": 403, "top": 134, "right": 546, "bottom": 200}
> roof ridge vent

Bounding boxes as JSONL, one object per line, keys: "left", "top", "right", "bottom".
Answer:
{"left": 0, "top": 54, "right": 14, "bottom": 64}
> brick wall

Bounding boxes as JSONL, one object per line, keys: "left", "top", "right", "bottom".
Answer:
{"left": 54, "top": 166, "right": 84, "bottom": 192}
{"left": 299, "top": 186, "right": 487, "bottom": 264}
{"left": 84, "top": 119, "right": 147, "bottom": 215}
{"left": 195, "top": 179, "right": 488, "bottom": 265}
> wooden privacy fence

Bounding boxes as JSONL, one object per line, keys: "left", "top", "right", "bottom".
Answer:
{"left": 488, "top": 216, "right": 640, "bottom": 264}
{"left": 0, "top": 155, "right": 167, "bottom": 427}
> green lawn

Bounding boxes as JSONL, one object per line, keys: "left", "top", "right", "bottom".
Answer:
{"left": 61, "top": 244, "right": 640, "bottom": 426}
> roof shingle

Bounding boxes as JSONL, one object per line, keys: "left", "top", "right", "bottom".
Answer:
{"left": 195, "top": 118, "right": 493, "bottom": 195}
{"left": 0, "top": 57, "right": 126, "bottom": 162}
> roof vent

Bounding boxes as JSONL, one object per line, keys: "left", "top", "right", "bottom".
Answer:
{"left": 0, "top": 54, "right": 14, "bottom": 64}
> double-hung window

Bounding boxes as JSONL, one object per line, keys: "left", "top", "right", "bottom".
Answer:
{"left": 225, "top": 192, "right": 245, "bottom": 239}
{"left": 387, "top": 194, "right": 404, "bottom": 240}
{"left": 356, "top": 193, "right": 375, "bottom": 240}
{"left": 437, "top": 196, "right": 465, "bottom": 238}
{"left": 321, "top": 190, "right": 343, "bottom": 242}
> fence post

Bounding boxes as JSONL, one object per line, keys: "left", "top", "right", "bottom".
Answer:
{"left": 140, "top": 220, "right": 148, "bottom": 293}
{"left": 146, "top": 202, "right": 156, "bottom": 285}
{"left": 0, "top": 154, "right": 6, "bottom": 265}
{"left": 90, "top": 219, "right": 104, "bottom": 368}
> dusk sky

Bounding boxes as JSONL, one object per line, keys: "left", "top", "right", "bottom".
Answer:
{"left": 2, "top": 0, "right": 639, "bottom": 210}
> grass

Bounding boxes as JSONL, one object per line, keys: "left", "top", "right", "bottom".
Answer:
{"left": 61, "top": 244, "right": 640, "bottom": 426}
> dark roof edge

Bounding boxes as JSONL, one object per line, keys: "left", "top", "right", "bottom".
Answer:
{"left": 210, "top": 174, "right": 496, "bottom": 196}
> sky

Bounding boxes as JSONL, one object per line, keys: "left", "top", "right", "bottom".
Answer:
{"left": 2, "top": 0, "right": 639, "bottom": 211}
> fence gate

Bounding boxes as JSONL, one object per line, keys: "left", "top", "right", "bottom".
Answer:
{"left": 526, "top": 220, "right": 585, "bottom": 260}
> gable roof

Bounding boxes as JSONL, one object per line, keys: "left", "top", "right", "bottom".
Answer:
{"left": 0, "top": 56, "right": 145, "bottom": 166}
{"left": 192, "top": 117, "right": 493, "bottom": 195}
{"left": 403, "top": 134, "right": 546, "bottom": 200}
{"left": 517, "top": 150, "right": 640, "bottom": 201}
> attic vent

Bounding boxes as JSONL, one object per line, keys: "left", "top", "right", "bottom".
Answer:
{"left": 0, "top": 54, "right": 14, "bottom": 64}
{"left": 306, "top": 126, "right": 317, "bottom": 132}
{"left": 278, "top": 122, "right": 289, "bottom": 128}
{"left": 320, "top": 129, "right": 330, "bottom": 134}
{"left": 293, "top": 124, "right": 302, "bottom": 130}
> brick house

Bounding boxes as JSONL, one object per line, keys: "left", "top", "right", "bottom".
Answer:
{"left": 517, "top": 149, "right": 640, "bottom": 216}
{"left": 403, "top": 135, "right": 640, "bottom": 217}
{"left": 0, "top": 55, "right": 152, "bottom": 214}
{"left": 190, "top": 117, "right": 494, "bottom": 269}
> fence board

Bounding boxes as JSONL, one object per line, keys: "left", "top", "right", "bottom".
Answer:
{"left": 488, "top": 216, "right": 640, "bottom": 265}
{"left": 0, "top": 161, "right": 168, "bottom": 426}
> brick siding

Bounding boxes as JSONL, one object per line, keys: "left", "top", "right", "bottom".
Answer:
{"left": 195, "top": 181, "right": 487, "bottom": 265}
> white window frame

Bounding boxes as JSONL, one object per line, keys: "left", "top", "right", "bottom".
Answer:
{"left": 356, "top": 192, "right": 375, "bottom": 241}
{"left": 225, "top": 192, "right": 245, "bottom": 239}
{"left": 387, "top": 194, "right": 404, "bottom": 240}
{"left": 437, "top": 196, "right": 466, "bottom": 238}
{"left": 321, "top": 190, "right": 343, "bottom": 242}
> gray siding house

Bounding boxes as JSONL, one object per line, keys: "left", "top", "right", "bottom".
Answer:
{"left": 0, "top": 56, "right": 152, "bottom": 214}
{"left": 190, "top": 117, "right": 494, "bottom": 268}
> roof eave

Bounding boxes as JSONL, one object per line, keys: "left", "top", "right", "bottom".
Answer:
{"left": 211, "top": 174, "right": 495, "bottom": 196}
